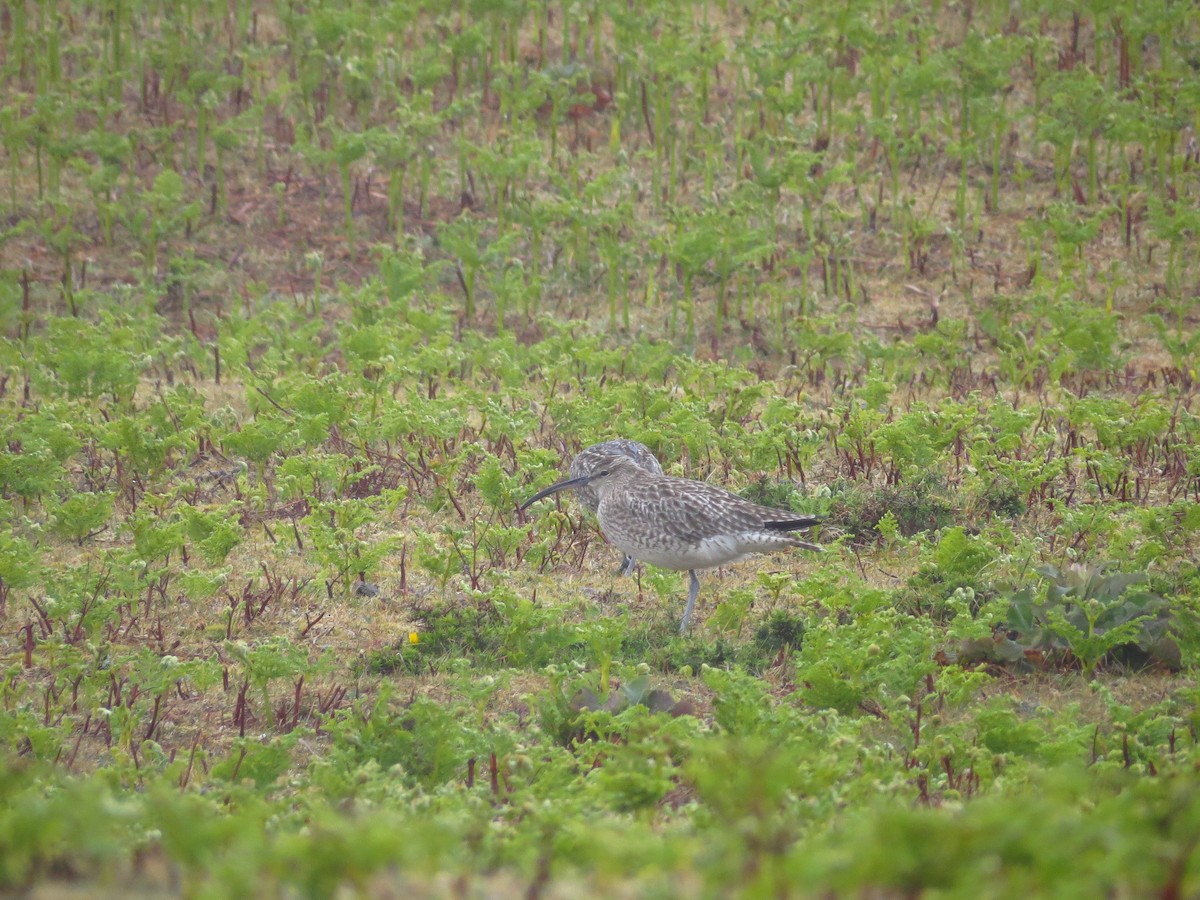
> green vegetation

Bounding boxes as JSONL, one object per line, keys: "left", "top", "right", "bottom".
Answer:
{"left": 2, "top": 0, "right": 1199, "bottom": 895}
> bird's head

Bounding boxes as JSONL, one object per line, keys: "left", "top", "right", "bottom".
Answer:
{"left": 519, "top": 456, "right": 641, "bottom": 511}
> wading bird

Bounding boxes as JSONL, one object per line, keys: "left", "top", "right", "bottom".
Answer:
{"left": 522, "top": 457, "right": 822, "bottom": 633}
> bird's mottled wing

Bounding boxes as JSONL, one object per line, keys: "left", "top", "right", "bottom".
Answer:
{"left": 599, "top": 473, "right": 820, "bottom": 568}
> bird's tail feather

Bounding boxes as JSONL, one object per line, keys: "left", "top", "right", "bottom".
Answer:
{"left": 763, "top": 516, "right": 823, "bottom": 532}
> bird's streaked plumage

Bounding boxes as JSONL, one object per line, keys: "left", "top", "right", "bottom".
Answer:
{"left": 522, "top": 456, "right": 822, "bottom": 633}
{"left": 567, "top": 440, "right": 664, "bottom": 576}
{"left": 569, "top": 440, "right": 664, "bottom": 515}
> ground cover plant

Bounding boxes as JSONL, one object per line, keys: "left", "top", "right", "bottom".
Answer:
{"left": 2, "top": 0, "right": 1199, "bottom": 894}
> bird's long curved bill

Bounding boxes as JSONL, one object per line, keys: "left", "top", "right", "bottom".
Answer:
{"left": 519, "top": 474, "right": 593, "bottom": 511}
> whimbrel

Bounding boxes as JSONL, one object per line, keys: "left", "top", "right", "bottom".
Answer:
{"left": 569, "top": 440, "right": 664, "bottom": 575}
{"left": 521, "top": 456, "right": 822, "bottom": 633}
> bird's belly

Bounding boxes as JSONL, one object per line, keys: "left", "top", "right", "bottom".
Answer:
{"left": 607, "top": 531, "right": 762, "bottom": 572}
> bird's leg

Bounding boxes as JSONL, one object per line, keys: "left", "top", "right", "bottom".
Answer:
{"left": 617, "top": 554, "right": 636, "bottom": 577}
{"left": 679, "top": 570, "right": 700, "bottom": 634}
